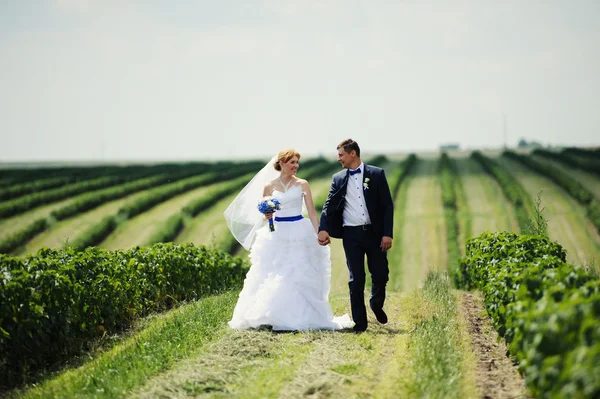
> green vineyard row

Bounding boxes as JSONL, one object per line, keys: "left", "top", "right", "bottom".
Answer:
{"left": 504, "top": 151, "right": 600, "bottom": 234}
{"left": 455, "top": 231, "right": 599, "bottom": 398}
{"left": 0, "top": 243, "right": 249, "bottom": 388}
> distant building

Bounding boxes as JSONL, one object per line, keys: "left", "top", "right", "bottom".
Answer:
{"left": 517, "top": 138, "right": 543, "bottom": 148}
{"left": 440, "top": 143, "right": 460, "bottom": 150}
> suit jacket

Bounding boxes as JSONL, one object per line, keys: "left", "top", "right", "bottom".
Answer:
{"left": 319, "top": 164, "right": 394, "bottom": 239}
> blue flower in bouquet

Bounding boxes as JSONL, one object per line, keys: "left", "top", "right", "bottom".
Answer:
{"left": 258, "top": 196, "right": 282, "bottom": 232}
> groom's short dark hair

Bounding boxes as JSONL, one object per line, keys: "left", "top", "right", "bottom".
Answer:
{"left": 337, "top": 139, "right": 360, "bottom": 157}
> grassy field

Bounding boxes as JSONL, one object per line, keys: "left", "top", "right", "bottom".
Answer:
{"left": 174, "top": 192, "right": 239, "bottom": 249}
{"left": 16, "top": 191, "right": 150, "bottom": 255}
{"left": 13, "top": 272, "right": 522, "bottom": 399}
{"left": 454, "top": 157, "right": 519, "bottom": 237}
{"left": 99, "top": 185, "right": 221, "bottom": 250}
{"left": 497, "top": 156, "right": 600, "bottom": 266}
{"left": 394, "top": 159, "right": 447, "bottom": 292}
{"left": 531, "top": 154, "right": 600, "bottom": 199}
{"left": 0, "top": 198, "right": 76, "bottom": 241}
{"left": 6, "top": 150, "right": 600, "bottom": 398}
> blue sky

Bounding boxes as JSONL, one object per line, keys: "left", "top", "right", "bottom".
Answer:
{"left": 1, "top": 0, "right": 599, "bottom": 162}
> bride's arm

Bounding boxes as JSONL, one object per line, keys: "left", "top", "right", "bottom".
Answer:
{"left": 263, "top": 182, "right": 272, "bottom": 197}
{"left": 301, "top": 180, "right": 319, "bottom": 233}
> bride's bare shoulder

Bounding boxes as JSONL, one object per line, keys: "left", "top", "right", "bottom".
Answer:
{"left": 263, "top": 179, "right": 278, "bottom": 192}
{"left": 265, "top": 178, "right": 279, "bottom": 188}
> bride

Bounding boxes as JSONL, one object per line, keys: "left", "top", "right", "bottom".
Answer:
{"left": 224, "top": 149, "right": 353, "bottom": 331}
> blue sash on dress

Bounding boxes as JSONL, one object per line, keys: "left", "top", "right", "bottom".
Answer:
{"left": 274, "top": 215, "right": 303, "bottom": 222}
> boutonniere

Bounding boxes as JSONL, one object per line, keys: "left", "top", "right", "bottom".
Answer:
{"left": 363, "top": 178, "right": 370, "bottom": 190}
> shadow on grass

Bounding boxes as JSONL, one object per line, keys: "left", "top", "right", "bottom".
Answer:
{"left": 261, "top": 326, "right": 408, "bottom": 336}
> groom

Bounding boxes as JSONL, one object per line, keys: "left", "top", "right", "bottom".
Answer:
{"left": 318, "top": 139, "right": 394, "bottom": 332}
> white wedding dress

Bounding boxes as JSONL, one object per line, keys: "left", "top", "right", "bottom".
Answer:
{"left": 228, "top": 185, "right": 353, "bottom": 331}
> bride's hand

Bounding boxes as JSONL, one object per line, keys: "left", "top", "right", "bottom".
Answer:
{"left": 264, "top": 211, "right": 273, "bottom": 220}
{"left": 318, "top": 231, "right": 330, "bottom": 246}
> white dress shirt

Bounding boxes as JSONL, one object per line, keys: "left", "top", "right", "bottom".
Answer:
{"left": 343, "top": 162, "right": 372, "bottom": 226}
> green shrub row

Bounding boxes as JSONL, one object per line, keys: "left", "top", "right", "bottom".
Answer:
{"left": 533, "top": 149, "right": 600, "bottom": 177}
{"left": 0, "top": 218, "right": 48, "bottom": 254}
{"left": 313, "top": 154, "right": 416, "bottom": 213}
{"left": 439, "top": 153, "right": 457, "bottom": 209}
{"left": 562, "top": 147, "right": 600, "bottom": 161}
{"left": 68, "top": 215, "right": 117, "bottom": 252}
{"left": 0, "top": 162, "right": 265, "bottom": 254}
{"left": 503, "top": 151, "right": 593, "bottom": 203}
{"left": 0, "top": 161, "right": 262, "bottom": 201}
{"left": 218, "top": 232, "right": 241, "bottom": 255}
{"left": 439, "top": 153, "right": 461, "bottom": 275}
{"left": 0, "top": 177, "right": 77, "bottom": 202}
{"left": 146, "top": 173, "right": 254, "bottom": 245}
{"left": 298, "top": 161, "right": 342, "bottom": 181}
{"left": 299, "top": 156, "right": 329, "bottom": 169}
{"left": 295, "top": 158, "right": 330, "bottom": 179}
{"left": 66, "top": 174, "right": 217, "bottom": 251}
{"left": 0, "top": 162, "right": 213, "bottom": 185}
{"left": 366, "top": 154, "right": 389, "bottom": 167}
{"left": 388, "top": 154, "right": 417, "bottom": 199}
{"left": 0, "top": 176, "right": 128, "bottom": 219}
{"left": 0, "top": 165, "right": 123, "bottom": 185}
{"left": 456, "top": 231, "right": 599, "bottom": 398}
{"left": 0, "top": 172, "right": 207, "bottom": 254}
{"left": 50, "top": 174, "right": 177, "bottom": 221}
{"left": 0, "top": 178, "right": 16, "bottom": 189}
{"left": 0, "top": 243, "right": 249, "bottom": 388}
{"left": 503, "top": 151, "right": 600, "bottom": 234}
{"left": 471, "top": 151, "right": 532, "bottom": 232}
{"left": 69, "top": 165, "right": 262, "bottom": 251}
{"left": 116, "top": 170, "right": 238, "bottom": 220}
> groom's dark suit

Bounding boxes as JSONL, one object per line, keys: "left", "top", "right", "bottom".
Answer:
{"left": 319, "top": 164, "right": 394, "bottom": 331}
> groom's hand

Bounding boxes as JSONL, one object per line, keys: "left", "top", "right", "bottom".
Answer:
{"left": 381, "top": 236, "right": 392, "bottom": 252}
{"left": 318, "top": 231, "right": 330, "bottom": 246}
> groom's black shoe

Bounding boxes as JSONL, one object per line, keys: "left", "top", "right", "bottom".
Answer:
{"left": 353, "top": 324, "right": 367, "bottom": 333}
{"left": 371, "top": 307, "right": 388, "bottom": 324}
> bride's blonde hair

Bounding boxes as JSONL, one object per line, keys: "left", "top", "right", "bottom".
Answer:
{"left": 274, "top": 149, "right": 301, "bottom": 171}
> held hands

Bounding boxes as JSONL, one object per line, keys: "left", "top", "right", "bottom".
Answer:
{"left": 318, "top": 231, "right": 330, "bottom": 246}
{"left": 264, "top": 211, "right": 273, "bottom": 220}
{"left": 380, "top": 236, "right": 392, "bottom": 252}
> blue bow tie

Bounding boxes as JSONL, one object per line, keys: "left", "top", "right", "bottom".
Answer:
{"left": 349, "top": 168, "right": 361, "bottom": 176}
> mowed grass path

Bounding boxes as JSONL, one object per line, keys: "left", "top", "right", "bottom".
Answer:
{"left": 100, "top": 184, "right": 218, "bottom": 250}
{"left": 16, "top": 191, "right": 150, "bottom": 255}
{"left": 129, "top": 292, "right": 411, "bottom": 399}
{"left": 497, "top": 156, "right": 600, "bottom": 265}
{"left": 455, "top": 157, "right": 520, "bottom": 238}
{"left": 394, "top": 159, "right": 447, "bottom": 292}
{"left": 17, "top": 273, "right": 491, "bottom": 399}
{"left": 174, "top": 192, "right": 238, "bottom": 248}
{"left": 0, "top": 198, "right": 76, "bottom": 241}
{"left": 531, "top": 155, "right": 600, "bottom": 199}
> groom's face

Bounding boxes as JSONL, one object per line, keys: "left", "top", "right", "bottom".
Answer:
{"left": 337, "top": 148, "right": 354, "bottom": 169}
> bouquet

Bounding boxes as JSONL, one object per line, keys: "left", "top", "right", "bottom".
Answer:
{"left": 258, "top": 196, "right": 282, "bottom": 232}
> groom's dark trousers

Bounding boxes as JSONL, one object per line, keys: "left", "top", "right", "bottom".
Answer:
{"left": 319, "top": 164, "right": 394, "bottom": 330}
{"left": 342, "top": 224, "right": 389, "bottom": 329}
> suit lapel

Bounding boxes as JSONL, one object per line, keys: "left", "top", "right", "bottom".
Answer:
{"left": 363, "top": 165, "right": 374, "bottom": 216}
{"left": 363, "top": 165, "right": 371, "bottom": 197}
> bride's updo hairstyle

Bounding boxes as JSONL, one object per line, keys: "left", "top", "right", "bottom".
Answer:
{"left": 274, "top": 149, "right": 301, "bottom": 171}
